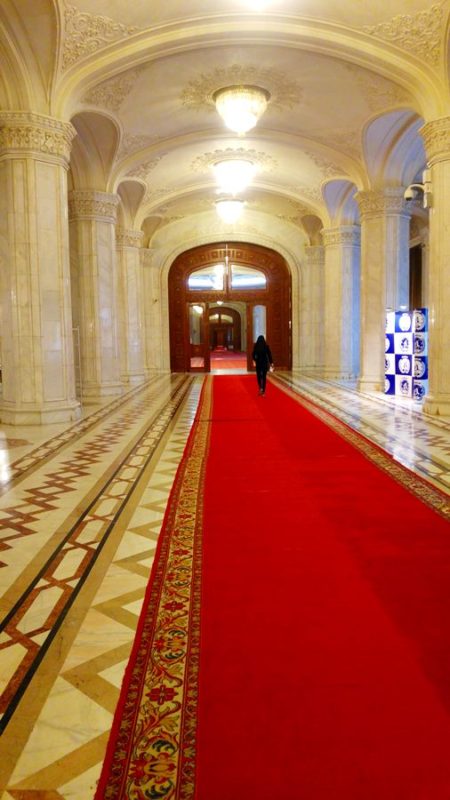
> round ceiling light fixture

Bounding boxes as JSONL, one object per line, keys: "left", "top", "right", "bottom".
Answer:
{"left": 212, "top": 158, "right": 257, "bottom": 195}
{"left": 213, "top": 85, "right": 271, "bottom": 135}
{"left": 215, "top": 198, "right": 245, "bottom": 224}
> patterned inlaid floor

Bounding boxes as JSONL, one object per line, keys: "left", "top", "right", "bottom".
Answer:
{"left": 0, "top": 371, "right": 449, "bottom": 798}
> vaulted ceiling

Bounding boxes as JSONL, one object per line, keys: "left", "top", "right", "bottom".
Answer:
{"left": 1, "top": 0, "right": 448, "bottom": 250}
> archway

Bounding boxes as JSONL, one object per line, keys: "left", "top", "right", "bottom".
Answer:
{"left": 168, "top": 242, "right": 292, "bottom": 372}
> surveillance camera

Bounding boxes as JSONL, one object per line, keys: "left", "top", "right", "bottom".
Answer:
{"left": 404, "top": 186, "right": 416, "bottom": 201}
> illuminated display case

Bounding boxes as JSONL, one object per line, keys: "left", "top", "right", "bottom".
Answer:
{"left": 385, "top": 308, "right": 428, "bottom": 402}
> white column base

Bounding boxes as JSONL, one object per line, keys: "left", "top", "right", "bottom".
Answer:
{"left": 0, "top": 400, "right": 81, "bottom": 426}
{"left": 357, "top": 378, "right": 383, "bottom": 393}
{"left": 423, "top": 393, "right": 450, "bottom": 417}
{"left": 81, "top": 382, "right": 124, "bottom": 402}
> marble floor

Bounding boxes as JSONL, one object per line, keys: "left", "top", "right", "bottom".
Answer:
{"left": 0, "top": 371, "right": 449, "bottom": 799}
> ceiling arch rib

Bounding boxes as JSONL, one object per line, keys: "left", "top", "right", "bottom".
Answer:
{"left": 70, "top": 111, "right": 120, "bottom": 190}
{"left": 322, "top": 180, "right": 359, "bottom": 226}
{"left": 0, "top": 0, "right": 59, "bottom": 113}
{"left": 56, "top": 15, "right": 446, "bottom": 122}
{"left": 362, "top": 109, "right": 426, "bottom": 188}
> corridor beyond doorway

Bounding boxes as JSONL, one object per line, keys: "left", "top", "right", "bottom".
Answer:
{"left": 210, "top": 348, "right": 247, "bottom": 373}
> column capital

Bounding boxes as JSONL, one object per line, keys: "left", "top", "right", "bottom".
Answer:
{"left": 322, "top": 225, "right": 361, "bottom": 247}
{"left": 420, "top": 117, "right": 450, "bottom": 164}
{"left": 68, "top": 190, "right": 119, "bottom": 223}
{"left": 0, "top": 111, "right": 76, "bottom": 167}
{"left": 116, "top": 228, "right": 144, "bottom": 248}
{"left": 356, "top": 188, "right": 409, "bottom": 219}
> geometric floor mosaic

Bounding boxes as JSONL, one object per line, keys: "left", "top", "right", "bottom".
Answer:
{"left": 0, "top": 370, "right": 449, "bottom": 798}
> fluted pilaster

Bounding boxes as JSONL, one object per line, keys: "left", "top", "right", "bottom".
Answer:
{"left": 356, "top": 188, "right": 411, "bottom": 393}
{"left": 420, "top": 116, "right": 450, "bottom": 415}
{"left": 0, "top": 113, "right": 80, "bottom": 423}
{"left": 116, "top": 228, "right": 146, "bottom": 385}
{"left": 69, "top": 190, "right": 122, "bottom": 400}
{"left": 322, "top": 226, "right": 361, "bottom": 380}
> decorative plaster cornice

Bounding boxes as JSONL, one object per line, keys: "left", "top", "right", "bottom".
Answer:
{"left": 63, "top": 2, "right": 139, "bottom": 70}
{"left": 68, "top": 190, "right": 119, "bottom": 222}
{"left": 343, "top": 64, "right": 411, "bottom": 113}
{"left": 126, "top": 156, "right": 165, "bottom": 180}
{"left": 356, "top": 188, "right": 409, "bottom": 218}
{"left": 181, "top": 64, "right": 302, "bottom": 113}
{"left": 192, "top": 147, "right": 275, "bottom": 173}
{"left": 303, "top": 149, "right": 346, "bottom": 179}
{"left": 118, "top": 134, "right": 161, "bottom": 160}
{"left": 0, "top": 112, "right": 76, "bottom": 165}
{"left": 420, "top": 117, "right": 450, "bottom": 163}
{"left": 83, "top": 68, "right": 144, "bottom": 112}
{"left": 363, "top": 3, "right": 444, "bottom": 66}
{"left": 116, "top": 228, "right": 144, "bottom": 247}
{"left": 322, "top": 227, "right": 361, "bottom": 247}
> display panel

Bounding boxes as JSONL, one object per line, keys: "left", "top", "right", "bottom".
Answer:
{"left": 385, "top": 308, "right": 428, "bottom": 401}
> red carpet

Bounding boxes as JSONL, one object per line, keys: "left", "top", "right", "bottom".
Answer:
{"left": 95, "top": 375, "right": 450, "bottom": 800}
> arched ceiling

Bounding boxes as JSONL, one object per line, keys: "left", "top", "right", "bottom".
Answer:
{"left": 1, "top": 0, "right": 448, "bottom": 245}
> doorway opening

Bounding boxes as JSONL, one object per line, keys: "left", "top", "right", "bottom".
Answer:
{"left": 169, "top": 242, "right": 292, "bottom": 373}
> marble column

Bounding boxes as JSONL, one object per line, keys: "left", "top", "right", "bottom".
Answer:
{"left": 356, "top": 189, "right": 410, "bottom": 392}
{"left": 0, "top": 111, "right": 81, "bottom": 424}
{"left": 322, "top": 226, "right": 361, "bottom": 379}
{"left": 68, "top": 190, "right": 122, "bottom": 400}
{"left": 299, "top": 245, "right": 325, "bottom": 373}
{"left": 142, "top": 248, "right": 165, "bottom": 372}
{"left": 116, "top": 228, "right": 146, "bottom": 385}
{"left": 420, "top": 117, "right": 450, "bottom": 416}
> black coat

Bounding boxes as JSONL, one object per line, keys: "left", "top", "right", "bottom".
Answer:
{"left": 252, "top": 342, "right": 273, "bottom": 371}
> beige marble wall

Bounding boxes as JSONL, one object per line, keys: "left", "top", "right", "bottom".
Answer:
{"left": 116, "top": 230, "right": 146, "bottom": 385}
{"left": 356, "top": 189, "right": 410, "bottom": 393}
{"left": 420, "top": 117, "right": 450, "bottom": 416}
{"left": 322, "top": 227, "right": 361, "bottom": 380}
{"left": 0, "top": 112, "right": 81, "bottom": 424}
{"left": 69, "top": 191, "right": 123, "bottom": 400}
{"left": 300, "top": 245, "right": 325, "bottom": 373}
{"left": 142, "top": 248, "right": 167, "bottom": 372}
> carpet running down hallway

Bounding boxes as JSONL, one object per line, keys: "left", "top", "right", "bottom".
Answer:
{"left": 97, "top": 375, "right": 450, "bottom": 799}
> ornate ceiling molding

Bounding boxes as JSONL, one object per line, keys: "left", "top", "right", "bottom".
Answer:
{"left": 362, "top": 3, "right": 444, "bottom": 66}
{"left": 343, "top": 64, "right": 412, "bottom": 113}
{"left": 83, "top": 68, "right": 145, "bottom": 112}
{"left": 181, "top": 65, "right": 302, "bottom": 113}
{"left": 63, "top": 2, "right": 140, "bottom": 71}
{"left": 126, "top": 156, "right": 165, "bottom": 180}
{"left": 118, "top": 134, "right": 161, "bottom": 160}
{"left": 191, "top": 147, "right": 275, "bottom": 173}
{"left": 302, "top": 149, "right": 346, "bottom": 179}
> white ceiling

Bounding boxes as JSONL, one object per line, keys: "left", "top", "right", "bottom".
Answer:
{"left": 1, "top": 0, "right": 447, "bottom": 245}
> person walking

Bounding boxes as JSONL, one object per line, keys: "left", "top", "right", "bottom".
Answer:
{"left": 252, "top": 334, "right": 273, "bottom": 396}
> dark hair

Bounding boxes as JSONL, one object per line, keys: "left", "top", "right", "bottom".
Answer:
{"left": 253, "top": 334, "right": 267, "bottom": 354}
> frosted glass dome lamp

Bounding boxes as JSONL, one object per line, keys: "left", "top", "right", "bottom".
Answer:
{"left": 213, "top": 159, "right": 257, "bottom": 195}
{"left": 215, "top": 198, "right": 245, "bottom": 224}
{"left": 213, "top": 85, "right": 270, "bottom": 134}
